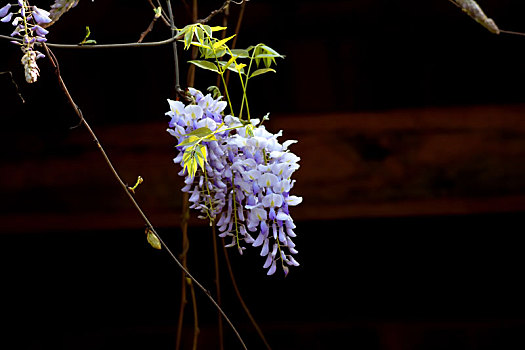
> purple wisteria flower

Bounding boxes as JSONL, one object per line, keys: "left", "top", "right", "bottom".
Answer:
{"left": 44, "top": 0, "right": 79, "bottom": 28}
{"left": 1, "top": 1, "right": 51, "bottom": 83}
{"left": 166, "top": 88, "right": 302, "bottom": 276}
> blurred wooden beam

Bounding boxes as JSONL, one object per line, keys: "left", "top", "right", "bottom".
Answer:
{"left": 2, "top": 104, "right": 525, "bottom": 234}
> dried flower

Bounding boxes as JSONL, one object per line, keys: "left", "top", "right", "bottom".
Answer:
{"left": 0, "top": 1, "right": 50, "bottom": 83}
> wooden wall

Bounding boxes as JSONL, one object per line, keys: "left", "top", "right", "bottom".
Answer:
{"left": 3, "top": 104, "right": 525, "bottom": 233}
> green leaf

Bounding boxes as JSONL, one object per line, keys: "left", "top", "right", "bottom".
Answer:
{"left": 210, "top": 26, "right": 227, "bottom": 32}
{"left": 245, "top": 124, "right": 254, "bottom": 137}
{"left": 182, "top": 148, "right": 193, "bottom": 164}
{"left": 187, "top": 127, "right": 213, "bottom": 138}
{"left": 260, "top": 44, "right": 283, "bottom": 57}
{"left": 207, "top": 86, "right": 221, "bottom": 99}
{"left": 202, "top": 25, "right": 213, "bottom": 37}
{"left": 229, "top": 49, "right": 250, "bottom": 58}
{"left": 188, "top": 157, "right": 198, "bottom": 178}
{"left": 147, "top": 230, "right": 162, "bottom": 250}
{"left": 195, "top": 27, "right": 204, "bottom": 44}
{"left": 252, "top": 44, "right": 284, "bottom": 68}
{"left": 83, "top": 39, "right": 97, "bottom": 44}
{"left": 212, "top": 34, "right": 236, "bottom": 51}
{"left": 203, "top": 133, "right": 217, "bottom": 141}
{"left": 188, "top": 60, "right": 219, "bottom": 73}
{"left": 154, "top": 6, "right": 162, "bottom": 18}
{"left": 218, "top": 61, "right": 245, "bottom": 74}
{"left": 253, "top": 53, "right": 282, "bottom": 58}
{"left": 234, "top": 62, "right": 247, "bottom": 73}
{"left": 184, "top": 27, "right": 193, "bottom": 49}
{"left": 250, "top": 68, "right": 276, "bottom": 78}
{"left": 204, "top": 48, "right": 226, "bottom": 59}
{"left": 222, "top": 56, "right": 237, "bottom": 71}
{"left": 79, "top": 26, "right": 95, "bottom": 45}
{"left": 190, "top": 41, "right": 212, "bottom": 49}
{"left": 177, "top": 135, "right": 200, "bottom": 147}
{"left": 194, "top": 144, "right": 208, "bottom": 171}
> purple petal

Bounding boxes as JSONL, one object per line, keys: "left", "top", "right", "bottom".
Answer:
{"left": 10, "top": 27, "right": 20, "bottom": 37}
{"left": 263, "top": 254, "right": 273, "bottom": 269}
{"left": 271, "top": 243, "right": 278, "bottom": 257}
{"left": 278, "top": 226, "right": 286, "bottom": 243}
{"left": 252, "top": 232, "right": 265, "bottom": 247}
{"left": 32, "top": 7, "right": 51, "bottom": 24}
{"left": 260, "top": 220, "right": 268, "bottom": 234}
{"left": 267, "top": 260, "right": 277, "bottom": 275}
{"left": 189, "top": 187, "right": 200, "bottom": 202}
{"left": 260, "top": 238, "right": 269, "bottom": 256}
{"left": 216, "top": 212, "right": 227, "bottom": 226}
{"left": 0, "top": 3, "right": 11, "bottom": 17}
{"left": 33, "top": 25, "right": 49, "bottom": 36}
{"left": 283, "top": 266, "right": 290, "bottom": 276}
{"left": 269, "top": 207, "right": 276, "bottom": 221}
{"left": 1, "top": 12, "right": 13, "bottom": 22}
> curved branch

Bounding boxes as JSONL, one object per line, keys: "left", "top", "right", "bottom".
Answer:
{"left": 223, "top": 240, "right": 272, "bottom": 350}
{"left": 0, "top": 1, "right": 247, "bottom": 50}
{"left": 41, "top": 43, "right": 247, "bottom": 350}
{"left": 0, "top": 33, "right": 181, "bottom": 49}
{"left": 197, "top": 0, "right": 247, "bottom": 24}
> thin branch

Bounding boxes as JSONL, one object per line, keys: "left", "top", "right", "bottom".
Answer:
{"left": 187, "top": 2, "right": 201, "bottom": 349}
{"left": 500, "top": 29, "right": 525, "bottom": 37}
{"left": 175, "top": 202, "right": 189, "bottom": 350}
{"left": 212, "top": 225, "right": 225, "bottom": 350}
{"left": 223, "top": 239, "right": 272, "bottom": 350}
{"left": 166, "top": 0, "right": 185, "bottom": 98}
{"left": 197, "top": 0, "right": 247, "bottom": 24}
{"left": 147, "top": 0, "right": 170, "bottom": 26}
{"left": 137, "top": 14, "right": 160, "bottom": 43}
{"left": 0, "top": 0, "right": 247, "bottom": 50}
{"left": 42, "top": 42, "right": 247, "bottom": 350}
{"left": 0, "top": 71, "right": 25, "bottom": 103}
{"left": 0, "top": 33, "right": 180, "bottom": 49}
{"left": 168, "top": 0, "right": 198, "bottom": 348}
{"left": 189, "top": 277, "right": 200, "bottom": 350}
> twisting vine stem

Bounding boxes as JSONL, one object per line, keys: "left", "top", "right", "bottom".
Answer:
{"left": 41, "top": 42, "right": 247, "bottom": 350}
{"left": 166, "top": 0, "right": 185, "bottom": 99}
{"left": 165, "top": 1, "right": 201, "bottom": 349}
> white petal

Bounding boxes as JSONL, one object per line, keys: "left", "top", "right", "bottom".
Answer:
{"left": 286, "top": 196, "right": 303, "bottom": 206}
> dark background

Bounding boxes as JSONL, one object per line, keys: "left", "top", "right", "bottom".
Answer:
{"left": 2, "top": 1, "right": 525, "bottom": 349}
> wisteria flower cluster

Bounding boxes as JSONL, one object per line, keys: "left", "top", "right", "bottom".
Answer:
{"left": 1, "top": 1, "right": 51, "bottom": 83}
{"left": 46, "top": 0, "right": 79, "bottom": 27}
{"left": 166, "top": 88, "right": 302, "bottom": 276}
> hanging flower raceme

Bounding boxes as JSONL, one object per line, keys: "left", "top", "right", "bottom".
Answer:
{"left": 1, "top": 1, "right": 51, "bottom": 83}
{"left": 44, "top": 0, "right": 79, "bottom": 28}
{"left": 166, "top": 88, "right": 302, "bottom": 276}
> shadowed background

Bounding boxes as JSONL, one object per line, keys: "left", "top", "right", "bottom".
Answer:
{"left": 2, "top": 1, "right": 525, "bottom": 349}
